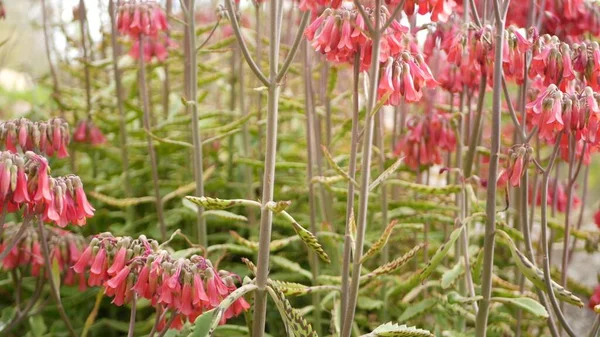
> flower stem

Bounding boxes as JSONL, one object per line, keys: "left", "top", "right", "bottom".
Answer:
{"left": 127, "top": 294, "right": 137, "bottom": 337}
{"left": 539, "top": 133, "right": 578, "bottom": 337}
{"left": 138, "top": 35, "right": 167, "bottom": 241}
{"left": 560, "top": 135, "right": 577, "bottom": 291}
{"left": 567, "top": 164, "right": 589, "bottom": 265}
{"left": 184, "top": 0, "right": 206, "bottom": 247}
{"left": 474, "top": 1, "right": 505, "bottom": 335}
{"left": 341, "top": 1, "right": 382, "bottom": 334}
{"left": 1, "top": 275, "right": 44, "bottom": 334}
{"left": 0, "top": 216, "right": 30, "bottom": 263}
{"left": 37, "top": 218, "right": 77, "bottom": 337}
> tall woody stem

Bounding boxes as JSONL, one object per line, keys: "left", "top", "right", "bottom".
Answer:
{"left": 162, "top": 0, "right": 172, "bottom": 118}
{"left": 302, "top": 40, "right": 322, "bottom": 336}
{"left": 340, "top": 51, "right": 360, "bottom": 329}
{"left": 183, "top": 0, "right": 207, "bottom": 247}
{"left": 78, "top": 0, "right": 92, "bottom": 120}
{"left": 138, "top": 35, "right": 167, "bottom": 241}
{"left": 474, "top": 0, "right": 505, "bottom": 335}
{"left": 41, "top": 0, "right": 62, "bottom": 116}
{"left": 248, "top": 0, "right": 282, "bottom": 335}
{"left": 108, "top": 0, "right": 132, "bottom": 202}
{"left": 341, "top": 1, "right": 382, "bottom": 335}
{"left": 225, "top": 1, "right": 307, "bottom": 335}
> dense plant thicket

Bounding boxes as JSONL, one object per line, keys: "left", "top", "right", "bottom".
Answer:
{"left": 0, "top": 0, "right": 600, "bottom": 336}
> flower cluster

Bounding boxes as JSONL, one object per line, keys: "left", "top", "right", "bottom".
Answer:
{"left": 117, "top": 1, "right": 173, "bottom": 62}
{"left": 73, "top": 233, "right": 249, "bottom": 330}
{"left": 305, "top": 4, "right": 411, "bottom": 70}
{"left": 590, "top": 284, "right": 600, "bottom": 310}
{"left": 0, "top": 118, "right": 70, "bottom": 158}
{"left": 529, "top": 178, "right": 581, "bottom": 213}
{"left": 129, "top": 34, "right": 176, "bottom": 62}
{"left": 394, "top": 112, "right": 456, "bottom": 169}
{"left": 388, "top": 0, "right": 456, "bottom": 22}
{"left": 0, "top": 223, "right": 87, "bottom": 289}
{"left": 502, "top": 27, "right": 533, "bottom": 84}
{"left": 298, "top": 0, "right": 342, "bottom": 13}
{"left": 498, "top": 144, "right": 533, "bottom": 187}
{"left": 594, "top": 209, "right": 600, "bottom": 229}
{"left": 424, "top": 22, "right": 493, "bottom": 93}
{"left": 455, "top": 0, "right": 600, "bottom": 40}
{"left": 117, "top": 1, "right": 168, "bottom": 37}
{"left": 377, "top": 52, "right": 438, "bottom": 104}
{"left": 0, "top": 1, "right": 5, "bottom": 20}
{"left": 0, "top": 151, "right": 94, "bottom": 226}
{"left": 526, "top": 85, "right": 600, "bottom": 144}
{"left": 73, "top": 120, "right": 106, "bottom": 146}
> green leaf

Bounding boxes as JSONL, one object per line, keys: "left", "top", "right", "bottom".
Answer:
{"left": 277, "top": 211, "right": 331, "bottom": 264}
{"left": 398, "top": 298, "right": 437, "bottom": 322}
{"left": 360, "top": 220, "right": 397, "bottom": 264}
{"left": 203, "top": 210, "right": 248, "bottom": 222}
{"left": 271, "top": 255, "right": 313, "bottom": 280}
{"left": 51, "top": 257, "right": 61, "bottom": 295}
{"left": 362, "top": 322, "right": 434, "bottom": 337}
{"left": 321, "top": 145, "right": 358, "bottom": 187}
{"left": 266, "top": 284, "right": 319, "bottom": 337}
{"left": 420, "top": 225, "right": 463, "bottom": 282}
{"left": 185, "top": 196, "right": 260, "bottom": 210}
{"left": 327, "top": 66, "right": 338, "bottom": 96}
{"left": 491, "top": 297, "right": 549, "bottom": 319}
{"left": 357, "top": 296, "right": 384, "bottom": 310}
{"left": 229, "top": 231, "right": 259, "bottom": 250}
{"left": 386, "top": 180, "right": 462, "bottom": 195}
{"left": 188, "top": 309, "right": 219, "bottom": 337}
{"left": 361, "top": 244, "right": 425, "bottom": 283}
{"left": 496, "top": 230, "right": 584, "bottom": 307}
{"left": 28, "top": 315, "right": 47, "bottom": 337}
{"left": 472, "top": 248, "right": 484, "bottom": 282}
{"left": 441, "top": 261, "right": 465, "bottom": 289}
{"left": 369, "top": 156, "right": 404, "bottom": 192}
{"left": 187, "top": 284, "right": 257, "bottom": 337}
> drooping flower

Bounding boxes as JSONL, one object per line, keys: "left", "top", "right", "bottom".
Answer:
{"left": 117, "top": 1, "right": 168, "bottom": 38}
{"left": 394, "top": 112, "right": 456, "bottom": 169}
{"left": 72, "top": 233, "right": 248, "bottom": 332}
{"left": 305, "top": 4, "right": 410, "bottom": 69}
{"left": 1, "top": 223, "right": 87, "bottom": 290}
{"left": 73, "top": 120, "right": 106, "bottom": 146}
{"left": 0, "top": 118, "right": 70, "bottom": 158}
